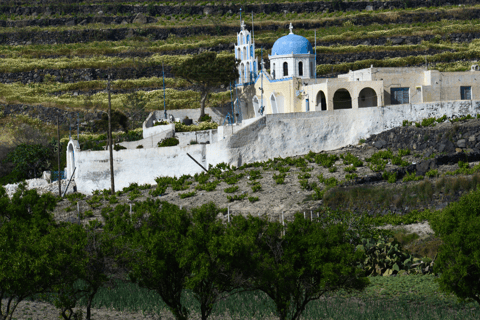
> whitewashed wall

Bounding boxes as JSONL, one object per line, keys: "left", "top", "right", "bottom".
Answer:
{"left": 72, "top": 100, "right": 480, "bottom": 194}
{"left": 74, "top": 144, "right": 206, "bottom": 194}
{"left": 205, "top": 100, "right": 480, "bottom": 167}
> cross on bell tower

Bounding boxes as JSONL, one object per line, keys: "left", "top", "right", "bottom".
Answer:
{"left": 241, "top": 20, "right": 246, "bottom": 30}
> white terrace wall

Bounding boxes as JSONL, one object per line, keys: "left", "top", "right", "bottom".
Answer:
{"left": 71, "top": 100, "right": 480, "bottom": 194}
{"left": 74, "top": 144, "right": 206, "bottom": 194}
{"left": 205, "top": 100, "right": 480, "bottom": 167}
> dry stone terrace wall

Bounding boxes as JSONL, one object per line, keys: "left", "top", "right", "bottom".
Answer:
{"left": 0, "top": 66, "right": 174, "bottom": 84}
{"left": 0, "top": 0, "right": 474, "bottom": 17}
{"left": 4, "top": 8, "right": 480, "bottom": 46}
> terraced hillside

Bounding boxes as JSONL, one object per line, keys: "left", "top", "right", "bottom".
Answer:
{"left": 1, "top": 0, "right": 480, "bottom": 117}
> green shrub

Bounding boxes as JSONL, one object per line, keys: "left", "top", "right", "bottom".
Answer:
{"left": 195, "top": 181, "right": 220, "bottom": 192}
{"left": 298, "top": 173, "right": 311, "bottom": 180}
{"left": 248, "top": 196, "right": 259, "bottom": 203}
{"left": 436, "top": 115, "right": 447, "bottom": 123}
{"left": 329, "top": 166, "right": 337, "bottom": 173}
{"left": 199, "top": 114, "right": 212, "bottom": 122}
{"left": 398, "top": 148, "right": 411, "bottom": 157}
{"left": 403, "top": 171, "right": 424, "bottom": 182}
{"left": 392, "top": 155, "right": 409, "bottom": 167}
{"left": 317, "top": 174, "right": 339, "bottom": 188}
{"left": 251, "top": 184, "right": 262, "bottom": 193}
{"left": 136, "top": 145, "right": 144, "bottom": 149}
{"left": 344, "top": 166, "right": 356, "bottom": 173}
{"left": 157, "top": 137, "right": 179, "bottom": 147}
{"left": 345, "top": 173, "right": 358, "bottom": 181}
{"left": 425, "top": 169, "right": 438, "bottom": 178}
{"left": 421, "top": 117, "right": 436, "bottom": 127}
{"left": 84, "top": 210, "right": 94, "bottom": 218}
{"left": 153, "top": 121, "right": 169, "bottom": 126}
{"left": 227, "top": 194, "right": 247, "bottom": 202}
{"left": 179, "top": 191, "right": 196, "bottom": 199}
{"left": 248, "top": 170, "right": 262, "bottom": 180}
{"left": 382, "top": 171, "right": 397, "bottom": 183}
{"left": 342, "top": 152, "right": 363, "bottom": 167}
{"left": 273, "top": 173, "right": 286, "bottom": 184}
{"left": 314, "top": 153, "right": 339, "bottom": 168}
{"left": 175, "top": 121, "right": 218, "bottom": 132}
{"left": 224, "top": 186, "right": 239, "bottom": 193}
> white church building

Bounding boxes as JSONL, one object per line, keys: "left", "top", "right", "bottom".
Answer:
{"left": 235, "top": 21, "right": 480, "bottom": 120}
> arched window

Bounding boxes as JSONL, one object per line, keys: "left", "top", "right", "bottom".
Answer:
{"left": 298, "top": 61, "right": 303, "bottom": 76}
{"left": 246, "top": 34, "right": 250, "bottom": 43}
{"left": 243, "top": 47, "right": 247, "bottom": 60}
{"left": 272, "top": 63, "right": 276, "bottom": 79}
{"left": 311, "top": 62, "right": 314, "bottom": 77}
{"left": 237, "top": 48, "right": 241, "bottom": 60}
{"left": 240, "top": 63, "right": 245, "bottom": 83}
{"left": 239, "top": 33, "right": 243, "bottom": 45}
{"left": 250, "top": 45, "right": 253, "bottom": 58}
{"left": 283, "top": 62, "right": 288, "bottom": 77}
{"left": 246, "top": 62, "right": 250, "bottom": 82}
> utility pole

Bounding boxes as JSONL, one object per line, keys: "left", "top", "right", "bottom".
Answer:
{"left": 107, "top": 78, "right": 115, "bottom": 194}
{"left": 57, "top": 116, "right": 61, "bottom": 197}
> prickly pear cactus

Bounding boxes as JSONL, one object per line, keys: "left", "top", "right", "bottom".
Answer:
{"left": 356, "top": 236, "right": 435, "bottom": 276}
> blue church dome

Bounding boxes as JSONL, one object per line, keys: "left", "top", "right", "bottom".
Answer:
{"left": 271, "top": 33, "right": 313, "bottom": 56}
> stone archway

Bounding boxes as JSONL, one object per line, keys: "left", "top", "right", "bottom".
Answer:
{"left": 316, "top": 90, "right": 327, "bottom": 111}
{"left": 333, "top": 89, "right": 352, "bottom": 109}
{"left": 358, "top": 87, "right": 378, "bottom": 108}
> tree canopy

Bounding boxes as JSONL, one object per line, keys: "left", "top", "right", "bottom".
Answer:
{"left": 431, "top": 188, "right": 480, "bottom": 305}
{"left": 172, "top": 52, "right": 239, "bottom": 120}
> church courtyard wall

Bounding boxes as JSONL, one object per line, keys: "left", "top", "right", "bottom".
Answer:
{"left": 70, "top": 99, "right": 480, "bottom": 194}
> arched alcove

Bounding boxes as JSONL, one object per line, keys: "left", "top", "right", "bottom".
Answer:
{"left": 316, "top": 90, "right": 327, "bottom": 111}
{"left": 246, "top": 62, "right": 250, "bottom": 82}
{"left": 333, "top": 89, "right": 352, "bottom": 109}
{"left": 237, "top": 48, "right": 240, "bottom": 59}
{"left": 358, "top": 87, "right": 378, "bottom": 108}
{"left": 298, "top": 61, "right": 303, "bottom": 76}
{"left": 272, "top": 63, "right": 276, "bottom": 79}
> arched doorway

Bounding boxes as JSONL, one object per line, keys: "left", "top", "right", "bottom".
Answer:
{"left": 358, "top": 87, "right": 377, "bottom": 108}
{"left": 270, "top": 94, "right": 278, "bottom": 114}
{"left": 333, "top": 89, "right": 352, "bottom": 109}
{"left": 253, "top": 96, "right": 260, "bottom": 117}
{"left": 316, "top": 91, "right": 327, "bottom": 111}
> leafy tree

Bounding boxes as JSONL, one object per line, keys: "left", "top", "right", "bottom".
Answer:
{"left": 122, "top": 91, "right": 148, "bottom": 130}
{"left": 94, "top": 110, "right": 129, "bottom": 134}
{"left": 431, "top": 188, "right": 480, "bottom": 305}
{"left": 172, "top": 52, "right": 239, "bottom": 120}
{"left": 51, "top": 220, "right": 115, "bottom": 320}
{"left": 102, "top": 200, "right": 191, "bottom": 320}
{"left": 181, "top": 203, "right": 245, "bottom": 320}
{"left": 0, "top": 185, "right": 74, "bottom": 320}
{"left": 240, "top": 213, "right": 369, "bottom": 320}
{"left": 3, "top": 143, "right": 51, "bottom": 180}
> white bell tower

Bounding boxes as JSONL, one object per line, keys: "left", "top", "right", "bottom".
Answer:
{"left": 235, "top": 20, "right": 258, "bottom": 85}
